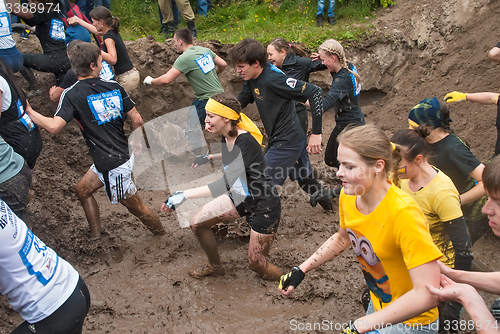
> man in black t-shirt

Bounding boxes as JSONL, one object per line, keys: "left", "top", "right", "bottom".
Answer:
{"left": 26, "top": 43, "right": 166, "bottom": 239}
{"left": 229, "top": 38, "right": 333, "bottom": 211}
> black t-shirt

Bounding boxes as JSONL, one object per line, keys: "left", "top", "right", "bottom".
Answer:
{"left": 208, "top": 132, "right": 279, "bottom": 211}
{"left": 59, "top": 69, "right": 78, "bottom": 89}
{"left": 24, "top": 11, "right": 67, "bottom": 56}
{"left": 429, "top": 133, "right": 485, "bottom": 220}
{"left": 323, "top": 63, "right": 364, "bottom": 125}
{"left": 237, "top": 63, "right": 322, "bottom": 147}
{"left": 55, "top": 78, "right": 134, "bottom": 172}
{"left": 0, "top": 77, "right": 42, "bottom": 169}
{"left": 103, "top": 30, "right": 134, "bottom": 76}
{"left": 281, "top": 52, "right": 326, "bottom": 113}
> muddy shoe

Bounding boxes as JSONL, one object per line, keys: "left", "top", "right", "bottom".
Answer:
{"left": 188, "top": 264, "right": 224, "bottom": 278}
{"left": 318, "top": 197, "right": 333, "bottom": 211}
{"left": 316, "top": 14, "right": 323, "bottom": 26}
{"left": 328, "top": 17, "right": 336, "bottom": 25}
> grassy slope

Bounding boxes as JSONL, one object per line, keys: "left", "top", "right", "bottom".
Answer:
{"left": 111, "top": 0, "right": 381, "bottom": 49}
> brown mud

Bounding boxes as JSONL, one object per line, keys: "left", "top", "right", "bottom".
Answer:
{"left": 2, "top": 0, "right": 500, "bottom": 332}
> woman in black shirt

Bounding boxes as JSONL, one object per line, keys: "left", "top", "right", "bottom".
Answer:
{"left": 161, "top": 93, "right": 283, "bottom": 281}
{"left": 69, "top": 6, "right": 139, "bottom": 93}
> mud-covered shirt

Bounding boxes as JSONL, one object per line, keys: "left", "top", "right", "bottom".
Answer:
{"left": 208, "top": 132, "right": 279, "bottom": 211}
{"left": 103, "top": 30, "right": 133, "bottom": 76}
{"left": 23, "top": 10, "right": 67, "bottom": 56}
{"left": 429, "top": 134, "right": 486, "bottom": 222}
{"left": 323, "top": 63, "right": 364, "bottom": 125}
{"left": 237, "top": 63, "right": 322, "bottom": 147}
{"left": 0, "top": 76, "right": 41, "bottom": 169}
{"left": 55, "top": 78, "right": 134, "bottom": 172}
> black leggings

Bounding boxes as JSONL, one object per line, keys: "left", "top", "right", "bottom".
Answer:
{"left": 324, "top": 119, "right": 365, "bottom": 168}
{"left": 11, "top": 277, "right": 91, "bottom": 334}
{"left": 21, "top": 53, "right": 70, "bottom": 87}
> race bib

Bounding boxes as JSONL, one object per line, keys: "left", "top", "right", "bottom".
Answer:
{"left": 100, "top": 60, "right": 114, "bottom": 81}
{"left": 49, "top": 19, "right": 65, "bottom": 41}
{"left": 87, "top": 89, "right": 123, "bottom": 125}
{"left": 194, "top": 52, "right": 215, "bottom": 74}
{"left": 16, "top": 100, "right": 35, "bottom": 131}
{"left": 18, "top": 229, "right": 59, "bottom": 286}
{"left": 0, "top": 12, "right": 12, "bottom": 38}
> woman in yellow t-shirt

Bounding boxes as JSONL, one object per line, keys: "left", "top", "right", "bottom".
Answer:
{"left": 278, "top": 124, "right": 442, "bottom": 334}
{"left": 391, "top": 127, "right": 473, "bottom": 334}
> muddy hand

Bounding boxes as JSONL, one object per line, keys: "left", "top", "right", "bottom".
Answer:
{"left": 278, "top": 267, "right": 305, "bottom": 296}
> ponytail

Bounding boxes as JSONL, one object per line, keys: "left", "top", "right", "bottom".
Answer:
{"left": 90, "top": 6, "right": 119, "bottom": 34}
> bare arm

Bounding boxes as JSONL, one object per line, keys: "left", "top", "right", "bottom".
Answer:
{"left": 6, "top": 0, "right": 33, "bottom": 19}
{"left": 67, "top": 16, "right": 99, "bottom": 35}
{"left": 151, "top": 68, "right": 182, "bottom": 86}
{"left": 438, "top": 261, "right": 500, "bottom": 294}
{"left": 466, "top": 92, "right": 499, "bottom": 105}
{"left": 427, "top": 274, "right": 499, "bottom": 334}
{"left": 102, "top": 38, "right": 117, "bottom": 65}
{"left": 460, "top": 164, "right": 486, "bottom": 205}
{"left": 214, "top": 55, "right": 227, "bottom": 74}
{"left": 25, "top": 102, "right": 66, "bottom": 134}
{"left": 280, "top": 228, "right": 351, "bottom": 296}
{"left": 489, "top": 46, "right": 500, "bottom": 64}
{"left": 126, "top": 107, "right": 143, "bottom": 154}
{"left": 355, "top": 261, "right": 441, "bottom": 333}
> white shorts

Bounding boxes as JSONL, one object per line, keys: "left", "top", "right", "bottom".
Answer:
{"left": 90, "top": 155, "right": 137, "bottom": 204}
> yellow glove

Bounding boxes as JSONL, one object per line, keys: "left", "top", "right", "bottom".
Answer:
{"left": 444, "top": 91, "right": 468, "bottom": 103}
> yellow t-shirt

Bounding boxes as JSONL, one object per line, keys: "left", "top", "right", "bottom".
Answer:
{"left": 400, "top": 169, "right": 464, "bottom": 267}
{"left": 339, "top": 182, "right": 442, "bottom": 325}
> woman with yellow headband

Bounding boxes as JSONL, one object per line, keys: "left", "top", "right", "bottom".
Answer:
{"left": 391, "top": 127, "right": 472, "bottom": 334}
{"left": 279, "top": 124, "right": 442, "bottom": 334}
{"left": 161, "top": 93, "right": 282, "bottom": 280}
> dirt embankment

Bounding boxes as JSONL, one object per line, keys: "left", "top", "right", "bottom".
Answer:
{"left": 2, "top": 0, "right": 500, "bottom": 333}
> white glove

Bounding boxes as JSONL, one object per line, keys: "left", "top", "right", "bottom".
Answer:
{"left": 143, "top": 75, "right": 153, "bottom": 85}
{"left": 164, "top": 191, "right": 187, "bottom": 210}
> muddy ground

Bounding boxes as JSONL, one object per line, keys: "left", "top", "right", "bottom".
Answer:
{"left": 2, "top": 0, "right": 500, "bottom": 332}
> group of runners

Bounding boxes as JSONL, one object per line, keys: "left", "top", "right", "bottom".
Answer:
{"left": 1, "top": 1, "right": 500, "bottom": 331}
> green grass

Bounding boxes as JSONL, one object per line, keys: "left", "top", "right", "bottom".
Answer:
{"left": 110, "top": 0, "right": 384, "bottom": 49}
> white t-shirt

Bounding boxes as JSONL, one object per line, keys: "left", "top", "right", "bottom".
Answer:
{"left": 0, "top": 75, "right": 12, "bottom": 111}
{"left": 0, "top": 0, "right": 16, "bottom": 49}
{"left": 0, "top": 200, "right": 79, "bottom": 323}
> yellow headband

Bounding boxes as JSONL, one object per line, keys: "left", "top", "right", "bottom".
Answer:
{"left": 205, "top": 98, "right": 240, "bottom": 120}
{"left": 205, "top": 98, "right": 263, "bottom": 145}
{"left": 390, "top": 142, "right": 396, "bottom": 152}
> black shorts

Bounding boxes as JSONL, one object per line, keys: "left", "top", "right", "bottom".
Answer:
{"left": 229, "top": 193, "right": 281, "bottom": 235}
{"left": 12, "top": 276, "right": 90, "bottom": 334}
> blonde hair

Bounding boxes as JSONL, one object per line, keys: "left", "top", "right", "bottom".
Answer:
{"left": 337, "top": 124, "right": 402, "bottom": 183}
{"left": 319, "top": 39, "right": 361, "bottom": 84}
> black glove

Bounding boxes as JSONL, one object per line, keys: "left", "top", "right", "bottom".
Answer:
{"left": 193, "top": 150, "right": 210, "bottom": 166}
{"left": 279, "top": 266, "right": 305, "bottom": 290}
{"left": 340, "top": 321, "right": 359, "bottom": 334}
{"left": 310, "top": 186, "right": 342, "bottom": 207}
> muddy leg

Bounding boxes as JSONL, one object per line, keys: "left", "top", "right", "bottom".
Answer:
{"left": 120, "top": 193, "right": 166, "bottom": 235}
{"left": 75, "top": 169, "right": 104, "bottom": 239}
{"left": 190, "top": 194, "right": 240, "bottom": 267}
{"left": 248, "top": 230, "right": 282, "bottom": 281}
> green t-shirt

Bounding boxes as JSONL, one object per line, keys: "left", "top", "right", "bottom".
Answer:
{"left": 173, "top": 46, "right": 224, "bottom": 100}
{"left": 0, "top": 136, "right": 24, "bottom": 184}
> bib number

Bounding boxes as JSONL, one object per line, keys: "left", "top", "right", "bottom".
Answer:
{"left": 100, "top": 60, "right": 114, "bottom": 81}
{"left": 16, "top": 100, "right": 36, "bottom": 131}
{"left": 19, "top": 229, "right": 59, "bottom": 286}
{"left": 0, "top": 12, "right": 12, "bottom": 37}
{"left": 87, "top": 89, "right": 123, "bottom": 125}
{"left": 194, "top": 52, "right": 215, "bottom": 74}
{"left": 49, "top": 19, "right": 65, "bottom": 41}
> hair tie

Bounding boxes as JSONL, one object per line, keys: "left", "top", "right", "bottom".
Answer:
{"left": 112, "top": 16, "right": 115, "bottom": 19}
{"left": 390, "top": 142, "right": 396, "bottom": 152}
{"left": 288, "top": 43, "right": 291, "bottom": 47}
